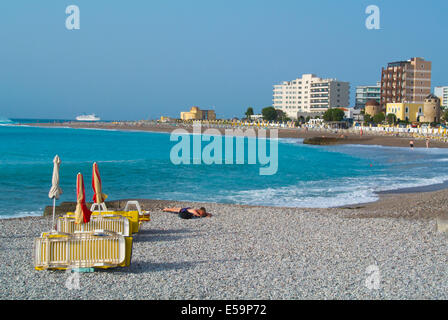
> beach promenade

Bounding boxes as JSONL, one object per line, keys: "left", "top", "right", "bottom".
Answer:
{"left": 1, "top": 189, "right": 447, "bottom": 299}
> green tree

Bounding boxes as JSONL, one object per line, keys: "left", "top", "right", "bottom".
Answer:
{"left": 442, "top": 109, "right": 448, "bottom": 122}
{"left": 245, "top": 107, "right": 254, "bottom": 120}
{"left": 364, "top": 114, "right": 372, "bottom": 123}
{"left": 276, "top": 110, "right": 289, "bottom": 122}
{"left": 322, "top": 109, "right": 332, "bottom": 121}
{"left": 262, "top": 106, "right": 277, "bottom": 121}
{"left": 323, "top": 108, "right": 345, "bottom": 122}
{"left": 386, "top": 113, "right": 397, "bottom": 125}
{"left": 373, "top": 112, "right": 385, "bottom": 124}
{"left": 333, "top": 109, "right": 345, "bottom": 121}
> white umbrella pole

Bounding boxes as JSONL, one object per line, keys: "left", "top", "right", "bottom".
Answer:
{"left": 52, "top": 198, "right": 56, "bottom": 232}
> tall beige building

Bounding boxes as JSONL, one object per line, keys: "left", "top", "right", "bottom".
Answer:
{"left": 380, "top": 57, "right": 432, "bottom": 109}
{"left": 273, "top": 74, "right": 350, "bottom": 119}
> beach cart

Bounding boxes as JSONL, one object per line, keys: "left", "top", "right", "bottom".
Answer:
{"left": 33, "top": 230, "right": 133, "bottom": 271}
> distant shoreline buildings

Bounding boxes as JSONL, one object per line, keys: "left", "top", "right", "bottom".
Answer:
{"left": 160, "top": 56, "right": 445, "bottom": 124}
{"left": 271, "top": 56, "right": 445, "bottom": 123}
{"left": 272, "top": 74, "right": 350, "bottom": 120}
{"left": 377, "top": 57, "right": 442, "bottom": 123}
{"left": 355, "top": 82, "right": 381, "bottom": 109}
{"left": 435, "top": 86, "right": 448, "bottom": 109}
{"left": 380, "top": 57, "right": 432, "bottom": 108}
{"left": 386, "top": 94, "right": 441, "bottom": 123}
{"left": 180, "top": 106, "right": 216, "bottom": 121}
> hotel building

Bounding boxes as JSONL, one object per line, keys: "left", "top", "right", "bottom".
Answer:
{"left": 272, "top": 74, "right": 350, "bottom": 119}
{"left": 355, "top": 82, "right": 381, "bottom": 109}
{"left": 435, "top": 86, "right": 448, "bottom": 109}
{"left": 380, "top": 57, "right": 432, "bottom": 109}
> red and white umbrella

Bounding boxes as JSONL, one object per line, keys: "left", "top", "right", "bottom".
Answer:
{"left": 92, "top": 162, "right": 107, "bottom": 204}
{"left": 74, "top": 173, "right": 92, "bottom": 224}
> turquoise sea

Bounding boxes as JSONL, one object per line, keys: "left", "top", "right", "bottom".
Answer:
{"left": 1, "top": 118, "right": 448, "bottom": 218}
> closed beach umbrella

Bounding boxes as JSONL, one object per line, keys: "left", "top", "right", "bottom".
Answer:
{"left": 74, "top": 173, "right": 92, "bottom": 224}
{"left": 48, "top": 155, "right": 63, "bottom": 231}
{"left": 92, "top": 162, "right": 107, "bottom": 204}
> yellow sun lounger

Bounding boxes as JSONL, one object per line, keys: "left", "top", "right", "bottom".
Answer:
{"left": 34, "top": 231, "right": 133, "bottom": 271}
{"left": 91, "top": 201, "right": 151, "bottom": 224}
{"left": 65, "top": 210, "right": 140, "bottom": 234}
{"left": 123, "top": 201, "right": 151, "bottom": 223}
{"left": 56, "top": 215, "right": 131, "bottom": 236}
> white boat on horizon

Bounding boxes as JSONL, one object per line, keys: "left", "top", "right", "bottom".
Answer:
{"left": 76, "top": 114, "right": 101, "bottom": 121}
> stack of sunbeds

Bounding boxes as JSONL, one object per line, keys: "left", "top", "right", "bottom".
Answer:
{"left": 34, "top": 161, "right": 150, "bottom": 271}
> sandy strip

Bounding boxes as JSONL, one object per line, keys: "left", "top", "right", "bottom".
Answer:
{"left": 1, "top": 189, "right": 447, "bottom": 300}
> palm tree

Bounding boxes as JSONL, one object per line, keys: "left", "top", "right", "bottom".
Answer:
{"left": 245, "top": 107, "right": 254, "bottom": 120}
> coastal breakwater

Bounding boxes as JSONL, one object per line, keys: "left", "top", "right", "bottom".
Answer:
{"left": 302, "top": 136, "right": 374, "bottom": 146}
{"left": 303, "top": 137, "right": 342, "bottom": 145}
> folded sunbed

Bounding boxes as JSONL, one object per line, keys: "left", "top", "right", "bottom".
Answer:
{"left": 57, "top": 215, "right": 131, "bottom": 236}
{"left": 65, "top": 210, "right": 140, "bottom": 234}
{"left": 34, "top": 231, "right": 133, "bottom": 271}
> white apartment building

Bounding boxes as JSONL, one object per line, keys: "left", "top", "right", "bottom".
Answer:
{"left": 435, "top": 86, "right": 448, "bottom": 109}
{"left": 273, "top": 74, "right": 350, "bottom": 119}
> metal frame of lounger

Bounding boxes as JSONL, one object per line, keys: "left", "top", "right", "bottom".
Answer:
{"left": 90, "top": 200, "right": 150, "bottom": 223}
{"left": 90, "top": 202, "right": 108, "bottom": 212}
{"left": 56, "top": 215, "right": 131, "bottom": 236}
{"left": 34, "top": 231, "right": 132, "bottom": 270}
{"left": 123, "top": 200, "right": 151, "bottom": 222}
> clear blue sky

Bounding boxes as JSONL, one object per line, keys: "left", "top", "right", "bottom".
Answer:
{"left": 0, "top": 0, "right": 446, "bottom": 120}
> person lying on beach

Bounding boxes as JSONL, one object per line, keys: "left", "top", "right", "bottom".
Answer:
{"left": 162, "top": 207, "right": 212, "bottom": 219}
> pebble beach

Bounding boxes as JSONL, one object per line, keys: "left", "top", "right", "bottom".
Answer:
{"left": 1, "top": 189, "right": 447, "bottom": 300}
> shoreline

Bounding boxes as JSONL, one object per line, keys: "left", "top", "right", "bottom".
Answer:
{"left": 2, "top": 121, "right": 448, "bottom": 220}
{"left": 2, "top": 184, "right": 448, "bottom": 221}
{"left": 19, "top": 122, "right": 448, "bottom": 149}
